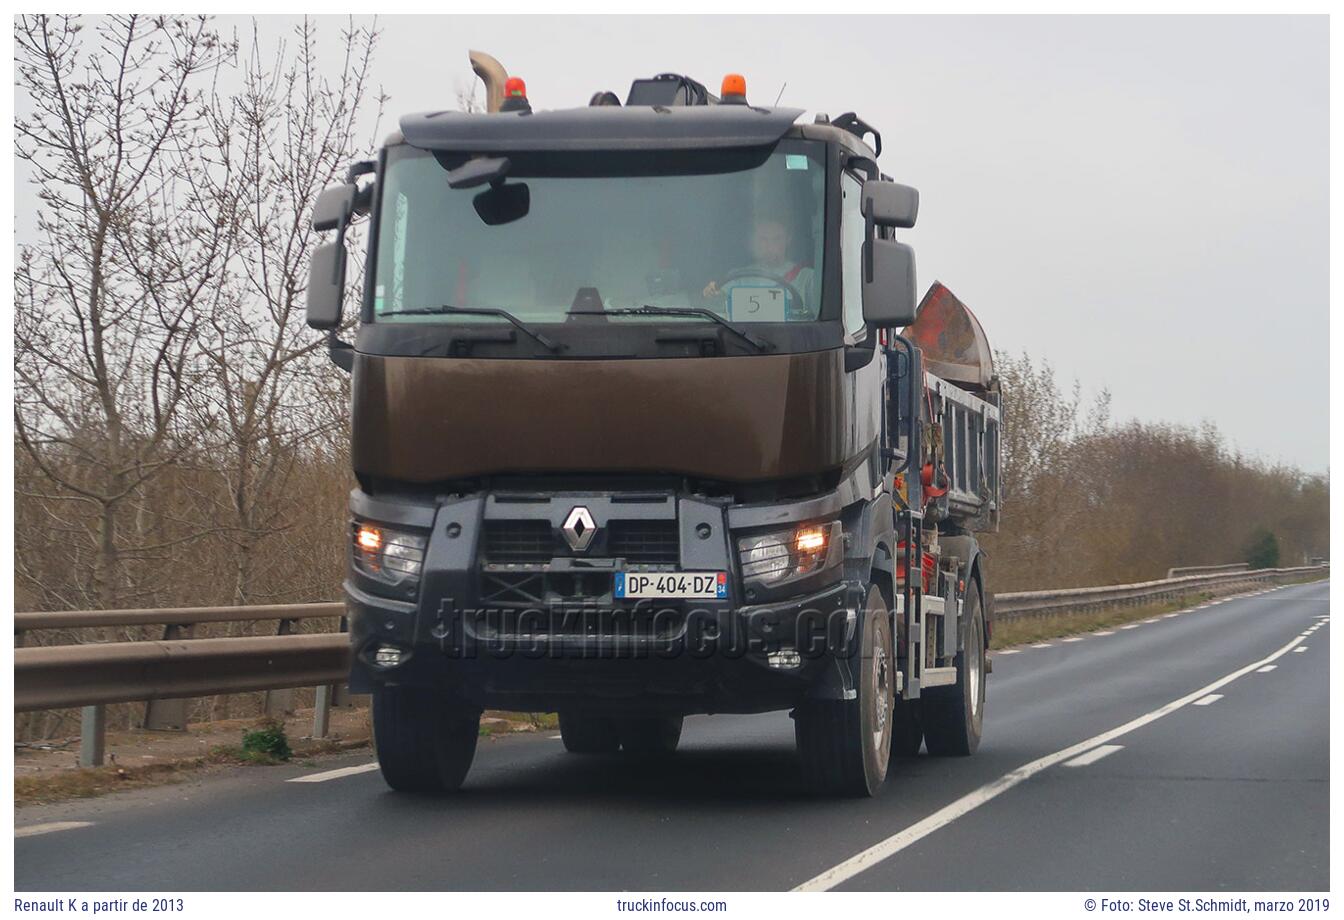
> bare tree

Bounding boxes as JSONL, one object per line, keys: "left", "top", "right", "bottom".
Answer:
{"left": 184, "top": 17, "right": 384, "bottom": 607}
{"left": 14, "top": 15, "right": 237, "bottom": 609}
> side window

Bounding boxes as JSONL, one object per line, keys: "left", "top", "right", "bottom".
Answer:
{"left": 840, "top": 172, "right": 867, "bottom": 338}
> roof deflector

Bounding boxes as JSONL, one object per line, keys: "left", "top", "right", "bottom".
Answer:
{"left": 399, "top": 106, "right": 804, "bottom": 153}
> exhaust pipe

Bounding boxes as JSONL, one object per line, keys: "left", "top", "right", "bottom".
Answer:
{"left": 469, "top": 50, "right": 508, "bottom": 113}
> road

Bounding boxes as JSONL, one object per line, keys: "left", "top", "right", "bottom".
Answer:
{"left": 14, "top": 580, "right": 1329, "bottom": 891}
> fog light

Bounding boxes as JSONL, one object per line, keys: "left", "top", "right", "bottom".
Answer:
{"left": 767, "top": 648, "right": 801, "bottom": 669}
{"left": 374, "top": 645, "right": 404, "bottom": 668}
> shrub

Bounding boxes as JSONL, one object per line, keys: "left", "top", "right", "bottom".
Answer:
{"left": 241, "top": 717, "right": 292, "bottom": 762}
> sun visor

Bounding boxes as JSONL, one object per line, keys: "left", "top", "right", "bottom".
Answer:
{"left": 399, "top": 105, "right": 804, "bottom": 153}
{"left": 903, "top": 282, "right": 994, "bottom": 390}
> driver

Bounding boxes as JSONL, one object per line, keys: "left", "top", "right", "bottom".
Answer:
{"left": 701, "top": 212, "right": 817, "bottom": 317}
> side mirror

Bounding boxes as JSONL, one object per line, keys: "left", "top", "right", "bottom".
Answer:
{"left": 306, "top": 241, "right": 347, "bottom": 330}
{"left": 312, "top": 184, "right": 356, "bottom": 232}
{"left": 862, "top": 238, "right": 917, "bottom": 327}
{"left": 863, "top": 180, "right": 919, "bottom": 229}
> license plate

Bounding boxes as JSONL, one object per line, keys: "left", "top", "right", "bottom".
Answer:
{"left": 614, "top": 572, "right": 727, "bottom": 599}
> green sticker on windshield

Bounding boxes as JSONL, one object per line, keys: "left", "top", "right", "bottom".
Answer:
{"left": 785, "top": 154, "right": 809, "bottom": 170}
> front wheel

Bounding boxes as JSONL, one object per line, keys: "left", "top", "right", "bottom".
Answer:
{"left": 922, "top": 580, "right": 986, "bottom": 756}
{"left": 559, "top": 711, "right": 621, "bottom": 754}
{"left": 372, "top": 685, "right": 480, "bottom": 793}
{"left": 794, "top": 583, "right": 894, "bottom": 797}
{"left": 618, "top": 716, "right": 683, "bottom": 755}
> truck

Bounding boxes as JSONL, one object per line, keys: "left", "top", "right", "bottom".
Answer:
{"left": 306, "top": 53, "right": 1002, "bottom": 797}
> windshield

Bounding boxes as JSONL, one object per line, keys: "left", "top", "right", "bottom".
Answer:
{"left": 370, "top": 141, "right": 828, "bottom": 325}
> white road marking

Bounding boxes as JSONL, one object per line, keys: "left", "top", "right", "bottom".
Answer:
{"left": 1061, "top": 637, "right": 1085, "bottom": 643}
{"left": 1256, "top": 665, "right": 1277, "bottom": 673}
{"left": 1162, "top": 613, "right": 1181, "bottom": 619}
{"left": 1064, "top": 744, "right": 1124, "bottom": 767}
{"left": 16, "top": 821, "right": 93, "bottom": 838}
{"left": 287, "top": 762, "right": 380, "bottom": 783}
{"left": 1142, "top": 618, "right": 1160, "bottom": 624}
{"left": 1193, "top": 694, "right": 1223, "bottom": 706}
{"left": 1293, "top": 647, "right": 1308, "bottom": 653}
{"left": 1121, "top": 624, "right": 1142, "bottom": 630}
{"left": 996, "top": 649, "right": 1021, "bottom": 655}
{"left": 1030, "top": 643, "right": 1053, "bottom": 649}
{"left": 1092, "top": 630, "right": 1116, "bottom": 636}
{"left": 550, "top": 734, "right": 564, "bottom": 739}
{"left": 793, "top": 628, "right": 1311, "bottom": 891}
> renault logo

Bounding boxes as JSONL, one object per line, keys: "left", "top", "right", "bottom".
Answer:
{"left": 561, "top": 506, "right": 597, "bottom": 552}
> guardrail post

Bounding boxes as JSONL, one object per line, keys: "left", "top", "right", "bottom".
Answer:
{"left": 80, "top": 704, "right": 105, "bottom": 768}
{"left": 264, "top": 618, "right": 297, "bottom": 718}
{"left": 313, "top": 684, "right": 333, "bottom": 739}
{"left": 143, "top": 623, "right": 193, "bottom": 731}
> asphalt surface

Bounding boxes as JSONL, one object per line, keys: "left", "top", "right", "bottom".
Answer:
{"left": 14, "top": 579, "right": 1329, "bottom": 891}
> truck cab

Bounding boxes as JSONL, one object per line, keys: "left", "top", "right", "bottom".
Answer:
{"left": 308, "top": 63, "right": 997, "bottom": 797}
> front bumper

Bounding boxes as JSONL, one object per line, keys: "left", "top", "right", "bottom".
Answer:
{"left": 343, "top": 488, "right": 863, "bottom": 714}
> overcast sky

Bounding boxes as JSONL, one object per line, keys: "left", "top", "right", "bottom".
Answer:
{"left": 16, "top": 15, "right": 1330, "bottom": 473}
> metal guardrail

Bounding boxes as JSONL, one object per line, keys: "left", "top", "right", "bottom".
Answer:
{"left": 993, "top": 565, "right": 1326, "bottom": 621}
{"left": 1165, "top": 562, "right": 1249, "bottom": 580}
{"left": 13, "top": 564, "right": 1328, "bottom": 768}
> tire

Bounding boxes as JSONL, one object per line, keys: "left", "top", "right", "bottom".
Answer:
{"left": 559, "top": 711, "right": 621, "bottom": 754}
{"left": 372, "top": 685, "right": 480, "bottom": 793}
{"left": 922, "top": 579, "right": 986, "bottom": 757}
{"left": 890, "top": 696, "right": 924, "bottom": 757}
{"left": 617, "top": 716, "right": 683, "bottom": 755}
{"left": 794, "top": 583, "right": 894, "bottom": 797}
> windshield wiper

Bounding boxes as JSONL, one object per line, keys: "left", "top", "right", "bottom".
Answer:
{"left": 571, "top": 305, "right": 773, "bottom": 353}
{"left": 379, "top": 305, "right": 563, "bottom": 353}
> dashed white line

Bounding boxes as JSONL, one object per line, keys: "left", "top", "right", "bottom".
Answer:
{"left": 1092, "top": 630, "right": 1116, "bottom": 636}
{"left": 1061, "top": 637, "right": 1085, "bottom": 643}
{"left": 1120, "top": 624, "right": 1142, "bottom": 630}
{"left": 1193, "top": 694, "right": 1223, "bottom": 706}
{"left": 287, "top": 762, "right": 380, "bottom": 783}
{"left": 793, "top": 628, "right": 1310, "bottom": 891}
{"left": 1256, "top": 665, "right": 1277, "bottom": 673}
{"left": 996, "top": 649, "right": 1021, "bottom": 655}
{"left": 1162, "top": 613, "right": 1181, "bottom": 619}
{"left": 1293, "top": 647, "right": 1308, "bottom": 653}
{"left": 1030, "top": 643, "right": 1054, "bottom": 649}
{"left": 550, "top": 734, "right": 564, "bottom": 739}
{"left": 1142, "top": 618, "right": 1160, "bottom": 624}
{"left": 1064, "top": 744, "right": 1124, "bottom": 768}
{"left": 16, "top": 821, "right": 93, "bottom": 838}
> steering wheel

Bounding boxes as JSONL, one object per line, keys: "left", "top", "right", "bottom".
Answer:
{"left": 717, "top": 268, "right": 808, "bottom": 321}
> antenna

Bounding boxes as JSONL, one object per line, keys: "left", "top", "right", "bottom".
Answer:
{"left": 773, "top": 82, "right": 787, "bottom": 107}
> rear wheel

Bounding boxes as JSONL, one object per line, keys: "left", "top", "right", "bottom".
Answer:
{"left": 373, "top": 685, "right": 480, "bottom": 793}
{"left": 617, "top": 716, "right": 683, "bottom": 755}
{"left": 559, "top": 711, "right": 621, "bottom": 754}
{"left": 922, "top": 580, "right": 986, "bottom": 756}
{"left": 890, "top": 696, "right": 924, "bottom": 757}
{"left": 794, "top": 583, "right": 894, "bottom": 797}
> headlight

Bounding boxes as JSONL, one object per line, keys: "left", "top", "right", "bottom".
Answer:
{"left": 737, "top": 520, "right": 841, "bottom": 585}
{"left": 351, "top": 520, "right": 427, "bottom": 589}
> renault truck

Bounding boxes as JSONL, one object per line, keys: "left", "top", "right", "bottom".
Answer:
{"left": 307, "top": 54, "right": 1002, "bottom": 797}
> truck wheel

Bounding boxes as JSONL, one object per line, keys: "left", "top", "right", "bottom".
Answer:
{"left": 794, "top": 584, "right": 894, "bottom": 797}
{"left": 891, "top": 697, "right": 923, "bottom": 757}
{"left": 922, "top": 579, "right": 986, "bottom": 756}
{"left": 558, "top": 712, "right": 621, "bottom": 754}
{"left": 618, "top": 716, "right": 683, "bottom": 755}
{"left": 372, "top": 685, "right": 480, "bottom": 793}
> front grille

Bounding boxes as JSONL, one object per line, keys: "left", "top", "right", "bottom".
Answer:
{"left": 608, "top": 520, "right": 679, "bottom": 565}
{"left": 483, "top": 520, "right": 552, "bottom": 562}
{"left": 482, "top": 518, "right": 680, "bottom": 565}
{"left": 467, "top": 606, "right": 686, "bottom": 641}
